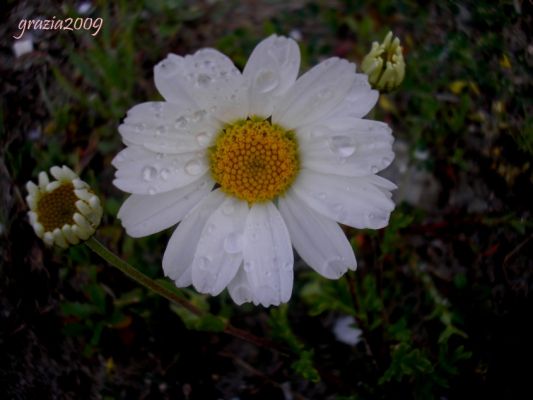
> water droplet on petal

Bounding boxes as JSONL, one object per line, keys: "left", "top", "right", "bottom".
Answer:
{"left": 224, "top": 232, "right": 243, "bottom": 254}
{"left": 329, "top": 136, "right": 356, "bottom": 158}
{"left": 147, "top": 187, "right": 157, "bottom": 195}
{"left": 155, "top": 125, "right": 166, "bottom": 136}
{"left": 222, "top": 202, "right": 234, "bottom": 215}
{"left": 142, "top": 166, "right": 157, "bottom": 181}
{"left": 255, "top": 69, "right": 279, "bottom": 93}
{"left": 244, "top": 261, "right": 253, "bottom": 272}
{"left": 191, "top": 109, "right": 207, "bottom": 122}
{"left": 185, "top": 159, "right": 203, "bottom": 175}
{"left": 324, "top": 257, "right": 346, "bottom": 278}
{"left": 174, "top": 116, "right": 187, "bottom": 129}
{"left": 196, "top": 132, "right": 210, "bottom": 146}
{"left": 382, "top": 157, "right": 392, "bottom": 167}
{"left": 206, "top": 223, "right": 215, "bottom": 234}
{"left": 160, "top": 168, "right": 170, "bottom": 181}
{"left": 197, "top": 73, "right": 212, "bottom": 87}
{"left": 197, "top": 256, "right": 211, "bottom": 271}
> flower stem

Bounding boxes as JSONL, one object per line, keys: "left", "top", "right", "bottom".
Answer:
{"left": 85, "top": 236, "right": 284, "bottom": 353}
{"left": 85, "top": 236, "right": 202, "bottom": 315}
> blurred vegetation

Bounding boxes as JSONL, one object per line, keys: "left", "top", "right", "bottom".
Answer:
{"left": 1, "top": 0, "right": 532, "bottom": 399}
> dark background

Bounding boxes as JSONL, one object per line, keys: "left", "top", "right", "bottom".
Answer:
{"left": 1, "top": 0, "right": 532, "bottom": 398}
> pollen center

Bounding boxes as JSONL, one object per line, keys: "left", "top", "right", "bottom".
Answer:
{"left": 37, "top": 183, "right": 78, "bottom": 232}
{"left": 209, "top": 118, "right": 299, "bottom": 203}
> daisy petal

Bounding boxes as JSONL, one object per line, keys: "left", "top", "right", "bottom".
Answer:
{"left": 324, "top": 73, "right": 379, "bottom": 119}
{"left": 293, "top": 170, "right": 395, "bottom": 229}
{"left": 119, "top": 102, "right": 221, "bottom": 154}
{"left": 279, "top": 191, "right": 356, "bottom": 279}
{"left": 118, "top": 174, "right": 214, "bottom": 237}
{"left": 272, "top": 58, "right": 356, "bottom": 129}
{"left": 191, "top": 197, "right": 248, "bottom": 296}
{"left": 227, "top": 266, "right": 253, "bottom": 305}
{"left": 242, "top": 202, "right": 293, "bottom": 307}
{"left": 299, "top": 118, "right": 394, "bottom": 176}
{"left": 113, "top": 145, "right": 208, "bottom": 195}
{"left": 162, "top": 189, "right": 226, "bottom": 286}
{"left": 154, "top": 49, "right": 249, "bottom": 123}
{"left": 243, "top": 35, "right": 300, "bottom": 117}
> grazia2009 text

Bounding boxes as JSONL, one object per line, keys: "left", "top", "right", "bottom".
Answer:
{"left": 13, "top": 17, "right": 103, "bottom": 39}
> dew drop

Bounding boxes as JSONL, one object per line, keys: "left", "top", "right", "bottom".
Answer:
{"left": 174, "top": 116, "right": 187, "bottom": 129}
{"left": 197, "top": 73, "right": 212, "bottom": 87}
{"left": 160, "top": 168, "right": 170, "bottom": 181}
{"left": 371, "top": 165, "right": 379, "bottom": 173}
{"left": 155, "top": 125, "right": 166, "bottom": 136}
{"left": 185, "top": 159, "right": 203, "bottom": 175}
{"left": 255, "top": 70, "right": 279, "bottom": 93}
{"left": 329, "top": 136, "right": 356, "bottom": 158}
{"left": 324, "top": 257, "right": 345, "bottom": 278}
{"left": 206, "top": 223, "right": 215, "bottom": 234}
{"left": 244, "top": 261, "right": 253, "bottom": 272}
{"left": 224, "top": 232, "right": 243, "bottom": 254}
{"left": 318, "top": 88, "right": 333, "bottom": 99}
{"left": 147, "top": 187, "right": 157, "bottom": 195}
{"left": 196, "top": 132, "right": 210, "bottom": 146}
{"left": 222, "top": 202, "right": 235, "bottom": 215}
{"left": 191, "top": 109, "right": 207, "bottom": 122}
{"left": 141, "top": 166, "right": 157, "bottom": 182}
{"left": 197, "top": 256, "right": 211, "bottom": 271}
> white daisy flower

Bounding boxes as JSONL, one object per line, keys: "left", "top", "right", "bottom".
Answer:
{"left": 26, "top": 165, "right": 103, "bottom": 248}
{"left": 113, "top": 35, "right": 396, "bottom": 307}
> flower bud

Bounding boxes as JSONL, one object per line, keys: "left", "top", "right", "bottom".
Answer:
{"left": 361, "top": 31, "right": 405, "bottom": 92}
{"left": 25, "top": 165, "right": 102, "bottom": 248}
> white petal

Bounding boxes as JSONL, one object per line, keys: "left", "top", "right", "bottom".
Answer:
{"left": 227, "top": 266, "right": 253, "bottom": 305}
{"left": 162, "top": 189, "right": 226, "bottom": 286}
{"left": 191, "top": 196, "right": 248, "bottom": 296}
{"left": 119, "top": 102, "right": 220, "bottom": 154}
{"left": 272, "top": 58, "right": 356, "bottom": 129}
{"left": 323, "top": 73, "right": 379, "bottom": 120}
{"left": 292, "top": 170, "right": 395, "bottom": 229}
{"left": 154, "top": 49, "right": 249, "bottom": 123}
{"left": 242, "top": 202, "right": 293, "bottom": 307}
{"left": 243, "top": 35, "right": 300, "bottom": 117}
{"left": 118, "top": 174, "right": 214, "bottom": 237}
{"left": 298, "top": 117, "right": 394, "bottom": 176}
{"left": 279, "top": 191, "right": 356, "bottom": 279}
{"left": 113, "top": 145, "right": 208, "bottom": 195}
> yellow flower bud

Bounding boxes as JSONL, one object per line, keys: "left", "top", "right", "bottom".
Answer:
{"left": 361, "top": 31, "right": 405, "bottom": 92}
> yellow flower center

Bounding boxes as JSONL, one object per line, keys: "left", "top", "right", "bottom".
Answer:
{"left": 209, "top": 118, "right": 299, "bottom": 203}
{"left": 37, "top": 183, "right": 78, "bottom": 231}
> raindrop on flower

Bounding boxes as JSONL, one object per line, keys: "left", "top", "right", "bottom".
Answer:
{"left": 147, "top": 186, "right": 157, "bottom": 195}
{"left": 197, "top": 73, "right": 212, "bottom": 87}
{"left": 222, "top": 202, "right": 235, "bottom": 215}
{"left": 185, "top": 159, "right": 203, "bottom": 176}
{"left": 223, "top": 232, "right": 243, "bottom": 254}
{"left": 329, "top": 136, "right": 356, "bottom": 158}
{"left": 244, "top": 261, "right": 253, "bottom": 272}
{"left": 141, "top": 166, "right": 157, "bottom": 181}
{"left": 174, "top": 116, "right": 187, "bottom": 129}
{"left": 197, "top": 256, "right": 211, "bottom": 270}
{"left": 255, "top": 69, "right": 279, "bottom": 93}
{"left": 159, "top": 168, "right": 170, "bottom": 181}
{"left": 196, "top": 132, "right": 210, "bottom": 146}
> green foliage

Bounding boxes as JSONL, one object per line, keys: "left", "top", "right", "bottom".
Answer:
{"left": 269, "top": 305, "right": 320, "bottom": 382}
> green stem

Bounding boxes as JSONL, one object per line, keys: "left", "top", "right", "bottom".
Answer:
{"left": 85, "top": 236, "right": 202, "bottom": 316}
{"left": 85, "top": 236, "right": 284, "bottom": 353}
